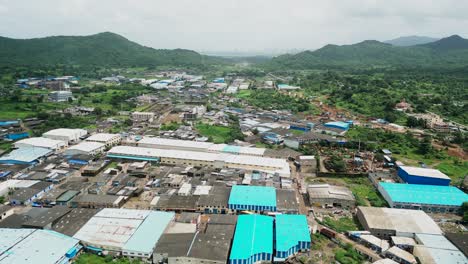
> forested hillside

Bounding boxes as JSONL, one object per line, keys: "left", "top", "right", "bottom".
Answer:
{"left": 0, "top": 32, "right": 224, "bottom": 67}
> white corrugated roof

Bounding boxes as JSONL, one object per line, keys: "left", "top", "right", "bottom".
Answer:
{"left": 67, "top": 142, "right": 105, "bottom": 152}
{"left": 15, "top": 137, "right": 66, "bottom": 149}
{"left": 43, "top": 128, "right": 87, "bottom": 138}
{"left": 400, "top": 166, "right": 450, "bottom": 180}
{"left": 138, "top": 137, "right": 214, "bottom": 150}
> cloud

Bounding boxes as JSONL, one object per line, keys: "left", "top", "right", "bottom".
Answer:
{"left": 0, "top": 0, "right": 467, "bottom": 52}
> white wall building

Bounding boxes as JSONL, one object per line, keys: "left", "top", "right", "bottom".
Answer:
{"left": 132, "top": 112, "right": 155, "bottom": 122}
{"left": 85, "top": 133, "right": 122, "bottom": 148}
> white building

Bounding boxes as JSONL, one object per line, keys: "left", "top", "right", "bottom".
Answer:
{"left": 42, "top": 128, "right": 87, "bottom": 143}
{"left": 49, "top": 91, "right": 73, "bottom": 102}
{"left": 85, "top": 133, "right": 122, "bottom": 147}
{"left": 107, "top": 146, "right": 290, "bottom": 177}
{"left": 65, "top": 142, "right": 106, "bottom": 156}
{"left": 132, "top": 112, "right": 155, "bottom": 122}
{"left": 14, "top": 137, "right": 67, "bottom": 151}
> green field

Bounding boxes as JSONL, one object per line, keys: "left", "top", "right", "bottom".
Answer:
{"left": 343, "top": 178, "right": 387, "bottom": 207}
{"left": 196, "top": 123, "right": 240, "bottom": 143}
{"left": 75, "top": 254, "right": 141, "bottom": 264}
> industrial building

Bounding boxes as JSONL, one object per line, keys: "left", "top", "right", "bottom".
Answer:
{"left": 229, "top": 215, "right": 274, "bottom": 264}
{"left": 42, "top": 128, "right": 87, "bottom": 143}
{"left": 107, "top": 146, "right": 290, "bottom": 177}
{"left": 307, "top": 184, "right": 355, "bottom": 208}
{"left": 85, "top": 133, "right": 122, "bottom": 147}
{"left": 378, "top": 182, "right": 468, "bottom": 213}
{"left": 137, "top": 137, "right": 266, "bottom": 157}
{"left": 65, "top": 141, "right": 106, "bottom": 156}
{"left": 0, "top": 147, "right": 52, "bottom": 165}
{"left": 74, "top": 208, "right": 174, "bottom": 259}
{"left": 413, "top": 233, "right": 467, "bottom": 264}
{"left": 0, "top": 228, "right": 81, "bottom": 264}
{"left": 228, "top": 185, "right": 277, "bottom": 212}
{"left": 14, "top": 137, "right": 67, "bottom": 150}
{"left": 356, "top": 206, "right": 442, "bottom": 239}
{"left": 397, "top": 166, "right": 451, "bottom": 186}
{"left": 275, "top": 215, "right": 311, "bottom": 259}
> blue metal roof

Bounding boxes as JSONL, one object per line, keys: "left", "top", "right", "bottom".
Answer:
{"left": 122, "top": 211, "right": 174, "bottom": 254}
{"left": 229, "top": 185, "right": 276, "bottom": 207}
{"left": 275, "top": 215, "right": 310, "bottom": 253}
{"left": 223, "top": 145, "right": 241, "bottom": 154}
{"left": 379, "top": 182, "right": 468, "bottom": 206}
{"left": 0, "top": 120, "right": 19, "bottom": 126}
{"left": 229, "top": 214, "right": 273, "bottom": 260}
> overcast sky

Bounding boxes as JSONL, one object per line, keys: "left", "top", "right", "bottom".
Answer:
{"left": 0, "top": 0, "right": 467, "bottom": 53}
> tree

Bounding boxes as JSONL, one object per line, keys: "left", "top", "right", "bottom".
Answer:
{"left": 0, "top": 196, "right": 4, "bottom": 204}
{"left": 123, "top": 119, "right": 133, "bottom": 127}
{"left": 94, "top": 107, "right": 103, "bottom": 116}
{"left": 328, "top": 155, "right": 347, "bottom": 172}
{"left": 462, "top": 202, "right": 468, "bottom": 222}
{"left": 68, "top": 97, "right": 73, "bottom": 103}
{"left": 418, "top": 136, "right": 433, "bottom": 155}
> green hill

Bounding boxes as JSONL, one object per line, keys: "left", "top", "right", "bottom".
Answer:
{"left": 268, "top": 35, "right": 468, "bottom": 69}
{"left": 384, "top": 36, "right": 439, "bottom": 46}
{"left": 0, "top": 32, "right": 223, "bottom": 67}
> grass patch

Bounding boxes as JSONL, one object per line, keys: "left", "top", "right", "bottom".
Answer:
{"left": 343, "top": 178, "right": 387, "bottom": 207}
{"left": 196, "top": 123, "right": 236, "bottom": 143}
{"left": 322, "top": 217, "right": 359, "bottom": 233}
{"left": 236, "top": 90, "right": 252, "bottom": 99}
{"left": 75, "top": 253, "right": 142, "bottom": 264}
{"left": 0, "top": 142, "right": 13, "bottom": 152}
{"left": 437, "top": 160, "right": 468, "bottom": 186}
{"left": 334, "top": 243, "right": 366, "bottom": 264}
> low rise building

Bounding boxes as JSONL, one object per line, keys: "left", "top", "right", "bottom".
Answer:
{"left": 85, "top": 133, "right": 122, "bottom": 147}
{"left": 65, "top": 142, "right": 105, "bottom": 156}
{"left": 397, "top": 166, "right": 451, "bottom": 186}
{"left": 307, "top": 184, "right": 355, "bottom": 208}
{"left": 132, "top": 112, "right": 155, "bottom": 122}
{"left": 378, "top": 182, "right": 468, "bottom": 213}
{"left": 43, "top": 128, "right": 87, "bottom": 143}
{"left": 356, "top": 206, "right": 442, "bottom": 239}
{"left": 275, "top": 215, "right": 310, "bottom": 259}
{"left": 70, "top": 194, "right": 125, "bottom": 208}
{"left": 49, "top": 90, "right": 73, "bottom": 102}
{"left": 228, "top": 185, "right": 277, "bottom": 212}
{"left": 14, "top": 137, "right": 67, "bottom": 151}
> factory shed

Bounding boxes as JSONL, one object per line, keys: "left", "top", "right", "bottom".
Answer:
{"left": 307, "top": 184, "right": 355, "bottom": 209}
{"left": 42, "top": 128, "right": 87, "bottom": 143}
{"left": 14, "top": 137, "right": 67, "bottom": 150}
{"left": 52, "top": 208, "right": 100, "bottom": 236}
{"left": 275, "top": 215, "right": 311, "bottom": 259}
{"left": 228, "top": 185, "right": 277, "bottom": 212}
{"left": 0, "top": 147, "right": 52, "bottom": 165}
{"left": 229, "top": 214, "right": 274, "bottom": 264}
{"left": 445, "top": 233, "right": 468, "bottom": 257}
{"left": 0, "top": 228, "right": 81, "bottom": 264}
{"left": 153, "top": 233, "right": 196, "bottom": 263}
{"left": 413, "top": 233, "right": 467, "bottom": 264}
{"left": 356, "top": 206, "right": 442, "bottom": 239}
{"left": 187, "top": 224, "right": 235, "bottom": 264}
{"left": 276, "top": 189, "right": 299, "bottom": 214}
{"left": 65, "top": 141, "right": 105, "bottom": 156}
{"left": 378, "top": 182, "right": 468, "bottom": 213}
{"left": 397, "top": 166, "right": 451, "bottom": 186}
{"left": 22, "top": 206, "right": 71, "bottom": 229}
{"left": 122, "top": 211, "right": 174, "bottom": 258}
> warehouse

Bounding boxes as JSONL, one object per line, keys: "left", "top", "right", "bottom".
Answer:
{"left": 276, "top": 189, "right": 299, "bottom": 214}
{"left": 0, "top": 147, "right": 52, "bottom": 165}
{"left": 85, "top": 133, "right": 122, "bottom": 147}
{"left": 70, "top": 194, "right": 125, "bottom": 208}
{"left": 413, "top": 233, "right": 467, "bottom": 264}
{"left": 65, "top": 141, "right": 105, "bottom": 156}
{"left": 229, "top": 215, "right": 274, "bottom": 264}
{"left": 378, "top": 182, "right": 468, "bottom": 213}
{"left": 0, "top": 228, "right": 81, "bottom": 264}
{"left": 137, "top": 137, "right": 266, "bottom": 157}
{"left": 14, "top": 137, "right": 67, "bottom": 150}
{"left": 228, "top": 185, "right": 277, "bottom": 212}
{"left": 275, "top": 215, "right": 311, "bottom": 259}
{"left": 324, "top": 121, "right": 350, "bottom": 131}
{"left": 356, "top": 206, "right": 442, "bottom": 239}
{"left": 74, "top": 208, "right": 174, "bottom": 259}
{"left": 198, "top": 186, "right": 231, "bottom": 214}
{"left": 307, "top": 184, "right": 355, "bottom": 209}
{"left": 42, "top": 128, "right": 87, "bottom": 143}
{"left": 397, "top": 166, "right": 451, "bottom": 186}
{"left": 107, "top": 146, "right": 290, "bottom": 177}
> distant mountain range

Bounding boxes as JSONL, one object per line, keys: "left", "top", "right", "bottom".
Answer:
{"left": 268, "top": 35, "right": 468, "bottom": 69}
{"left": 0, "top": 32, "right": 223, "bottom": 67}
{"left": 384, "top": 36, "right": 439, "bottom": 46}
